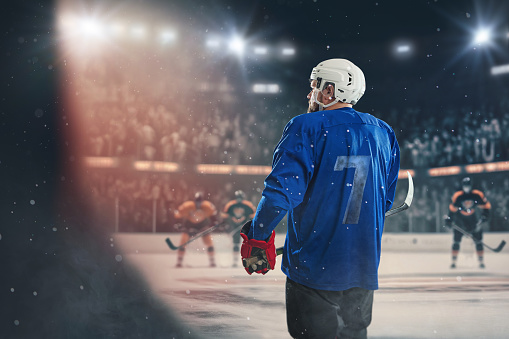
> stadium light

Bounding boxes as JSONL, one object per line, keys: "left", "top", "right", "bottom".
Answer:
{"left": 391, "top": 40, "right": 414, "bottom": 59}
{"left": 253, "top": 46, "right": 268, "bottom": 55}
{"left": 130, "top": 25, "right": 146, "bottom": 39}
{"left": 281, "top": 47, "right": 295, "bottom": 56}
{"left": 396, "top": 45, "right": 411, "bottom": 53}
{"left": 474, "top": 28, "right": 491, "bottom": 45}
{"left": 491, "top": 64, "right": 509, "bottom": 75}
{"left": 159, "top": 29, "right": 176, "bottom": 44}
{"left": 228, "top": 36, "right": 245, "bottom": 55}
{"left": 108, "top": 22, "right": 126, "bottom": 36}
{"left": 252, "top": 83, "right": 280, "bottom": 94}
{"left": 206, "top": 39, "right": 220, "bottom": 48}
{"left": 79, "top": 18, "right": 103, "bottom": 37}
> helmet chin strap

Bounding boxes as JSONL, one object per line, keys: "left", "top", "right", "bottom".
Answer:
{"left": 322, "top": 97, "right": 340, "bottom": 108}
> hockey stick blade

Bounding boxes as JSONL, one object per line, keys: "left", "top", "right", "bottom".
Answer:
{"left": 276, "top": 172, "right": 414, "bottom": 256}
{"left": 493, "top": 240, "right": 506, "bottom": 253}
{"left": 450, "top": 224, "right": 506, "bottom": 253}
{"left": 385, "top": 171, "right": 414, "bottom": 217}
{"left": 165, "top": 237, "right": 179, "bottom": 250}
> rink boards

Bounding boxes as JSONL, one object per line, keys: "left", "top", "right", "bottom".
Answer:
{"left": 113, "top": 231, "right": 509, "bottom": 253}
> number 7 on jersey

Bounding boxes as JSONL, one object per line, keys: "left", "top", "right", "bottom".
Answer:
{"left": 334, "top": 155, "right": 370, "bottom": 224}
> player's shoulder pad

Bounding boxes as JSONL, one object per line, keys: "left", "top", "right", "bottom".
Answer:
{"left": 242, "top": 200, "right": 256, "bottom": 210}
{"left": 202, "top": 200, "right": 217, "bottom": 213}
{"left": 451, "top": 190, "right": 464, "bottom": 202}
{"left": 223, "top": 200, "right": 236, "bottom": 211}
{"left": 471, "top": 189, "right": 485, "bottom": 198}
{"left": 180, "top": 201, "right": 195, "bottom": 209}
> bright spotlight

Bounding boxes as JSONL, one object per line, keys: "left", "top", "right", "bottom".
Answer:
{"left": 253, "top": 83, "right": 280, "bottom": 94}
{"left": 130, "top": 25, "right": 146, "bottom": 39}
{"left": 491, "top": 64, "right": 509, "bottom": 76}
{"left": 282, "top": 47, "right": 295, "bottom": 56}
{"left": 254, "top": 46, "right": 268, "bottom": 55}
{"left": 474, "top": 28, "right": 491, "bottom": 45}
{"left": 229, "top": 36, "right": 245, "bottom": 55}
{"left": 159, "top": 30, "right": 176, "bottom": 44}
{"left": 391, "top": 40, "right": 414, "bottom": 59}
{"left": 396, "top": 45, "right": 411, "bottom": 53}
{"left": 108, "top": 22, "right": 125, "bottom": 36}
{"left": 206, "top": 39, "right": 220, "bottom": 48}
{"left": 79, "top": 18, "right": 103, "bottom": 37}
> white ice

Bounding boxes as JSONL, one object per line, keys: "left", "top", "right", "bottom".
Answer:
{"left": 116, "top": 233, "right": 509, "bottom": 339}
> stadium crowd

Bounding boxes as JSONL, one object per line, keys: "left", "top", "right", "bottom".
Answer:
{"left": 83, "top": 81, "right": 509, "bottom": 169}
{"left": 74, "top": 51, "right": 509, "bottom": 234}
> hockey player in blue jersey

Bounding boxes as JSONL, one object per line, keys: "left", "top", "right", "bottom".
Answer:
{"left": 240, "top": 58, "right": 400, "bottom": 338}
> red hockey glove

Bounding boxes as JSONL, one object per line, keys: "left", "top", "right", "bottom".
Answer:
{"left": 240, "top": 221, "right": 276, "bottom": 275}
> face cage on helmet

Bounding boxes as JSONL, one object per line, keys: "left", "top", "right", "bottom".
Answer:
{"left": 462, "top": 183, "right": 473, "bottom": 194}
{"left": 309, "top": 77, "right": 341, "bottom": 109}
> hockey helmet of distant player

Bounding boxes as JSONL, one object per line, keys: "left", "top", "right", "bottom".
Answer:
{"left": 309, "top": 58, "right": 366, "bottom": 108}
{"left": 234, "top": 190, "right": 245, "bottom": 202}
{"left": 194, "top": 192, "right": 204, "bottom": 208}
{"left": 462, "top": 177, "right": 472, "bottom": 193}
{"left": 194, "top": 192, "right": 204, "bottom": 201}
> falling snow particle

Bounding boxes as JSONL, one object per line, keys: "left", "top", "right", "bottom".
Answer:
{"left": 115, "top": 255, "right": 123, "bottom": 262}
{"left": 33, "top": 291, "right": 38, "bottom": 296}
{"left": 456, "top": 276, "right": 462, "bottom": 282}
{"left": 30, "top": 200, "right": 35, "bottom": 205}
{"left": 14, "top": 320, "right": 20, "bottom": 326}
{"left": 52, "top": 227, "right": 57, "bottom": 232}
{"left": 186, "top": 290, "right": 191, "bottom": 294}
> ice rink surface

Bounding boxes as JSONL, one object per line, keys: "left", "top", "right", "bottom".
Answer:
{"left": 118, "top": 234, "right": 509, "bottom": 339}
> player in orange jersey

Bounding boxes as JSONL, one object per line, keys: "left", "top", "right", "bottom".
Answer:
{"left": 174, "top": 192, "right": 218, "bottom": 268}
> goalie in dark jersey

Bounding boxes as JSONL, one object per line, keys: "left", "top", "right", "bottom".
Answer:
{"left": 445, "top": 177, "right": 491, "bottom": 268}
{"left": 221, "top": 190, "right": 256, "bottom": 267}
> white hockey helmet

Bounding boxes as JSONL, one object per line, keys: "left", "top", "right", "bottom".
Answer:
{"left": 309, "top": 58, "right": 366, "bottom": 106}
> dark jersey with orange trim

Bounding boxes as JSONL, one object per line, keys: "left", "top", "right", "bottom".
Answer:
{"left": 449, "top": 189, "right": 491, "bottom": 218}
{"left": 222, "top": 199, "right": 256, "bottom": 226}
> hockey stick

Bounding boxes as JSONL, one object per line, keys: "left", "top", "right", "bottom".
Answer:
{"left": 228, "top": 223, "right": 246, "bottom": 237}
{"left": 276, "top": 171, "right": 414, "bottom": 256}
{"left": 165, "top": 222, "right": 225, "bottom": 251}
{"left": 449, "top": 223, "right": 506, "bottom": 253}
{"left": 385, "top": 171, "right": 414, "bottom": 217}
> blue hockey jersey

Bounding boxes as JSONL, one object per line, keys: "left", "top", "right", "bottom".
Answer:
{"left": 250, "top": 107, "right": 400, "bottom": 291}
